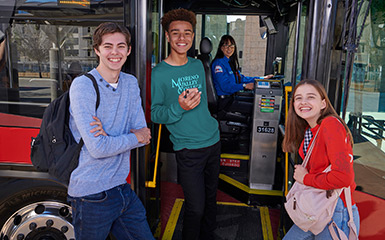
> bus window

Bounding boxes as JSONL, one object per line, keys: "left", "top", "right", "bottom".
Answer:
{"left": 283, "top": 4, "right": 307, "bottom": 85}
{"left": 0, "top": 0, "right": 124, "bottom": 119}
{"left": 196, "top": 14, "right": 268, "bottom": 77}
{"left": 2, "top": 23, "right": 99, "bottom": 118}
{"left": 345, "top": 0, "right": 385, "bottom": 199}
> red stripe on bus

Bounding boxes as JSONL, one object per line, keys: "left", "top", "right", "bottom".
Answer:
{"left": 0, "top": 113, "right": 42, "bottom": 128}
{"left": 0, "top": 126, "right": 39, "bottom": 164}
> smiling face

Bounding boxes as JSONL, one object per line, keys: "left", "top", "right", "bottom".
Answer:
{"left": 221, "top": 40, "right": 235, "bottom": 58}
{"left": 293, "top": 84, "right": 326, "bottom": 128}
{"left": 94, "top": 32, "right": 130, "bottom": 75}
{"left": 165, "top": 20, "right": 194, "bottom": 56}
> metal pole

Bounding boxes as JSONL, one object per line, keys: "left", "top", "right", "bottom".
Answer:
{"left": 158, "top": 0, "right": 164, "bottom": 62}
{"left": 49, "top": 47, "right": 58, "bottom": 101}
{"left": 307, "top": 0, "right": 321, "bottom": 79}
{"left": 342, "top": 0, "right": 358, "bottom": 120}
{"left": 291, "top": 0, "right": 302, "bottom": 88}
{"left": 5, "top": 28, "right": 13, "bottom": 88}
{"left": 56, "top": 26, "right": 63, "bottom": 92}
{"left": 201, "top": 14, "right": 206, "bottom": 40}
{"left": 135, "top": 0, "right": 149, "bottom": 204}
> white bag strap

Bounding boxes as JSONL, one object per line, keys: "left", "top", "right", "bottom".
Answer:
{"left": 328, "top": 187, "right": 358, "bottom": 240}
{"left": 302, "top": 129, "right": 320, "bottom": 168}
{"left": 344, "top": 187, "right": 358, "bottom": 240}
{"left": 329, "top": 221, "right": 348, "bottom": 240}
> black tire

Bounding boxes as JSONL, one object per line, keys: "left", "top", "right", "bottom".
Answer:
{"left": 0, "top": 181, "right": 74, "bottom": 240}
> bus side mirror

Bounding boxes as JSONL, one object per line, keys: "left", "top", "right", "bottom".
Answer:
{"left": 261, "top": 16, "right": 278, "bottom": 36}
{"left": 259, "top": 17, "right": 267, "bottom": 39}
{"left": 0, "top": 31, "right": 4, "bottom": 43}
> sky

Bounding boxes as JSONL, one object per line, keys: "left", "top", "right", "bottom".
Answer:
{"left": 227, "top": 15, "right": 246, "bottom": 23}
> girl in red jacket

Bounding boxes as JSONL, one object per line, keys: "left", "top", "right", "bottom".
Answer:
{"left": 282, "top": 79, "right": 359, "bottom": 239}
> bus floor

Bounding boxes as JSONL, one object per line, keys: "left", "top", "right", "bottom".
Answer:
{"left": 157, "top": 182, "right": 385, "bottom": 240}
{"left": 158, "top": 181, "right": 281, "bottom": 240}
{"left": 353, "top": 191, "right": 385, "bottom": 240}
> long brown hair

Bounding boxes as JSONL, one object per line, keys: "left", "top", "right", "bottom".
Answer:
{"left": 212, "top": 35, "right": 241, "bottom": 83}
{"left": 282, "top": 79, "right": 353, "bottom": 153}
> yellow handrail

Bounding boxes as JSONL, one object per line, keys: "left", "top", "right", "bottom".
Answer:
{"left": 284, "top": 86, "right": 292, "bottom": 196}
{"left": 285, "top": 86, "right": 292, "bottom": 125}
{"left": 145, "top": 124, "right": 162, "bottom": 188}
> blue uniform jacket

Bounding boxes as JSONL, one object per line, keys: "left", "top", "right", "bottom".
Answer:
{"left": 211, "top": 56, "right": 258, "bottom": 96}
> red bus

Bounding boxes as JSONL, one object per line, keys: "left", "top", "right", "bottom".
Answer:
{"left": 0, "top": 0, "right": 384, "bottom": 239}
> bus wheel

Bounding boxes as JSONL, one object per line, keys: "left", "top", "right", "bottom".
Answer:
{"left": 0, "top": 186, "right": 74, "bottom": 240}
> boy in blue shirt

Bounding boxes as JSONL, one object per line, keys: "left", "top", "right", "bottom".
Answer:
{"left": 68, "top": 22, "right": 153, "bottom": 240}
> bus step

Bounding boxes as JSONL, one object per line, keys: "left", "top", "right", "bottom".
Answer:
{"left": 162, "top": 199, "right": 276, "bottom": 240}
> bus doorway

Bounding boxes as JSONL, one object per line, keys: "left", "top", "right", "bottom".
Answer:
{"left": 154, "top": 3, "right": 288, "bottom": 238}
{"left": 158, "top": 12, "right": 286, "bottom": 208}
{"left": 0, "top": 0, "right": 160, "bottom": 238}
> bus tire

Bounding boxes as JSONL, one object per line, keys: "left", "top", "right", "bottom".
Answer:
{"left": 0, "top": 185, "right": 74, "bottom": 240}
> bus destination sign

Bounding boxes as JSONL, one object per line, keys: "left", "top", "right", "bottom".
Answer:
{"left": 57, "top": 0, "right": 90, "bottom": 8}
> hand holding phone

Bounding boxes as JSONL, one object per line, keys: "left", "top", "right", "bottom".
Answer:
{"left": 184, "top": 88, "right": 199, "bottom": 98}
{"left": 179, "top": 88, "right": 201, "bottom": 110}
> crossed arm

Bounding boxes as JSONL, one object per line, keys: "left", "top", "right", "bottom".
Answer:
{"left": 90, "top": 116, "right": 151, "bottom": 145}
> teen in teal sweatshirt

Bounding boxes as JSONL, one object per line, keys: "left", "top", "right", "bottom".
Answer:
{"left": 151, "top": 9, "right": 220, "bottom": 240}
{"left": 151, "top": 57, "right": 219, "bottom": 150}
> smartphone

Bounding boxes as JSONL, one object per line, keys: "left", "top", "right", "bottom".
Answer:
{"left": 184, "top": 88, "right": 198, "bottom": 98}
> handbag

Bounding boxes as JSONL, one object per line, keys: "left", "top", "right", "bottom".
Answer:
{"left": 284, "top": 129, "right": 357, "bottom": 239}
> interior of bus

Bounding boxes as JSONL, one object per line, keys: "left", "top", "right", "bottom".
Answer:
{"left": 0, "top": 0, "right": 385, "bottom": 239}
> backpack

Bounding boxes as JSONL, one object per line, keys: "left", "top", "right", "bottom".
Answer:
{"left": 30, "top": 73, "right": 100, "bottom": 185}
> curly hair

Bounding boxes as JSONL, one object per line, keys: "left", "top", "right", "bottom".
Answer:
{"left": 161, "top": 8, "right": 197, "bottom": 32}
{"left": 93, "top": 22, "right": 131, "bottom": 51}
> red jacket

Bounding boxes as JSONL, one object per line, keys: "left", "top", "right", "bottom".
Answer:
{"left": 301, "top": 116, "right": 356, "bottom": 206}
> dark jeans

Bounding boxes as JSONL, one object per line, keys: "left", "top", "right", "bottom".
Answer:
{"left": 67, "top": 183, "right": 154, "bottom": 240}
{"left": 176, "top": 141, "right": 221, "bottom": 240}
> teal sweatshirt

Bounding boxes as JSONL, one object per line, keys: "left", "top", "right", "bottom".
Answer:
{"left": 151, "top": 57, "right": 219, "bottom": 151}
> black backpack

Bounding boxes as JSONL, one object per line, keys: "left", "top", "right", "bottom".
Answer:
{"left": 30, "top": 73, "right": 100, "bottom": 185}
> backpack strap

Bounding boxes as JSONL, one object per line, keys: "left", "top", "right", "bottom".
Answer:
{"left": 328, "top": 187, "right": 358, "bottom": 240}
{"left": 301, "top": 128, "right": 320, "bottom": 168}
{"left": 84, "top": 73, "right": 100, "bottom": 110}
{"left": 345, "top": 187, "right": 358, "bottom": 239}
{"left": 73, "top": 73, "right": 101, "bottom": 155}
{"left": 66, "top": 73, "right": 101, "bottom": 185}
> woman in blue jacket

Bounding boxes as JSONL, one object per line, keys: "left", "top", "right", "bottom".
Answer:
{"left": 211, "top": 35, "right": 272, "bottom": 112}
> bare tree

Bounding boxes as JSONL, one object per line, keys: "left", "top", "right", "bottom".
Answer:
{"left": 13, "top": 24, "right": 51, "bottom": 78}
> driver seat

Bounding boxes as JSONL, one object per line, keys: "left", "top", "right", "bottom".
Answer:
{"left": 197, "top": 37, "right": 218, "bottom": 115}
{"left": 197, "top": 37, "right": 250, "bottom": 154}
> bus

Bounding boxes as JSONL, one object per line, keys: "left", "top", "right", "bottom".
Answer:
{"left": 0, "top": 0, "right": 384, "bottom": 239}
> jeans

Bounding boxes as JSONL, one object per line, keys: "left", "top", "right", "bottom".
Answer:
{"left": 67, "top": 183, "right": 154, "bottom": 240}
{"left": 176, "top": 141, "right": 221, "bottom": 240}
{"left": 283, "top": 197, "right": 360, "bottom": 240}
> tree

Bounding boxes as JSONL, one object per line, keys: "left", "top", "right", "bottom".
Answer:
{"left": 13, "top": 24, "right": 51, "bottom": 78}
